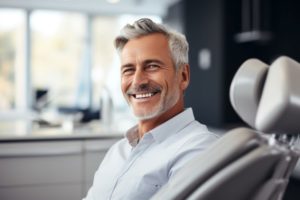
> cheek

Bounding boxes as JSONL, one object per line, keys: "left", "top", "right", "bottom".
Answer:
{"left": 121, "top": 78, "right": 129, "bottom": 93}
{"left": 166, "top": 74, "right": 178, "bottom": 87}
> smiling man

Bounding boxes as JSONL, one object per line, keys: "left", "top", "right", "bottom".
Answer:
{"left": 83, "top": 18, "right": 218, "bottom": 200}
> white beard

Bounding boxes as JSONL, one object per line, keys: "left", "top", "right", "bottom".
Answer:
{"left": 131, "top": 87, "right": 180, "bottom": 121}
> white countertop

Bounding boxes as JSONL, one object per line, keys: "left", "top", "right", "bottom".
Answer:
{"left": 0, "top": 120, "right": 126, "bottom": 142}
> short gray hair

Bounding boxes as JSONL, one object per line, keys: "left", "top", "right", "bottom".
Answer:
{"left": 114, "top": 18, "right": 189, "bottom": 70}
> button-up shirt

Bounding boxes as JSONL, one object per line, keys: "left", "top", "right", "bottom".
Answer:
{"left": 83, "top": 108, "right": 218, "bottom": 200}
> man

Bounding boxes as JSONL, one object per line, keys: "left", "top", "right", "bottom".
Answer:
{"left": 83, "top": 18, "right": 218, "bottom": 200}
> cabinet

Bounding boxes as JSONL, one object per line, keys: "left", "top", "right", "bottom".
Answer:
{"left": 0, "top": 138, "right": 120, "bottom": 200}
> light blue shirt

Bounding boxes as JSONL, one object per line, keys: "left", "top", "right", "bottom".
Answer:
{"left": 83, "top": 108, "right": 218, "bottom": 200}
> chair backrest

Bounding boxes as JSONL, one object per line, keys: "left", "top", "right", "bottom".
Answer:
{"left": 230, "top": 56, "right": 300, "bottom": 133}
{"left": 151, "top": 56, "right": 300, "bottom": 200}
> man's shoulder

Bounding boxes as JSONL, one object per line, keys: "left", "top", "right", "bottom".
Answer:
{"left": 106, "top": 138, "right": 131, "bottom": 155}
{"left": 179, "top": 120, "right": 218, "bottom": 141}
{"left": 165, "top": 121, "right": 219, "bottom": 177}
{"left": 161, "top": 120, "right": 218, "bottom": 152}
{"left": 111, "top": 137, "right": 130, "bottom": 148}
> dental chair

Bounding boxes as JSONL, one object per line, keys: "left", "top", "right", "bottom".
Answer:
{"left": 151, "top": 56, "right": 300, "bottom": 200}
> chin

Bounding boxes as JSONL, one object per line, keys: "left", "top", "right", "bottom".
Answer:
{"left": 132, "top": 107, "right": 164, "bottom": 121}
{"left": 131, "top": 94, "right": 180, "bottom": 121}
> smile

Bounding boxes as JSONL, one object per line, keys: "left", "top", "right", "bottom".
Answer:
{"left": 133, "top": 92, "right": 158, "bottom": 99}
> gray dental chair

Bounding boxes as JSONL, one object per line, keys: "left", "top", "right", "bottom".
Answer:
{"left": 151, "top": 56, "right": 300, "bottom": 200}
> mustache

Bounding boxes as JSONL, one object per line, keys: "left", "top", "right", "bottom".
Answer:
{"left": 126, "top": 83, "right": 162, "bottom": 95}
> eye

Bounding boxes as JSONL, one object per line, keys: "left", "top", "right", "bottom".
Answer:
{"left": 122, "top": 67, "right": 135, "bottom": 75}
{"left": 146, "top": 64, "right": 159, "bottom": 71}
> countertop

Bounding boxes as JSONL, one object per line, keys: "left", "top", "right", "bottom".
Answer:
{"left": 0, "top": 120, "right": 126, "bottom": 142}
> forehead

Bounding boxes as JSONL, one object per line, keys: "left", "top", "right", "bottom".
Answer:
{"left": 120, "top": 33, "right": 172, "bottom": 64}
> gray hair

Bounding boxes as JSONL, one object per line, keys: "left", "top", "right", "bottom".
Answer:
{"left": 114, "top": 18, "right": 189, "bottom": 70}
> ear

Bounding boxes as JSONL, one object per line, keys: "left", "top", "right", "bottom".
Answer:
{"left": 180, "top": 64, "right": 190, "bottom": 91}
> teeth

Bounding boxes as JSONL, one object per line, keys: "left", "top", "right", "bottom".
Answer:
{"left": 135, "top": 93, "right": 153, "bottom": 99}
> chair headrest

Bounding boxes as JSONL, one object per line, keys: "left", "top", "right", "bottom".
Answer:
{"left": 230, "top": 56, "right": 300, "bottom": 134}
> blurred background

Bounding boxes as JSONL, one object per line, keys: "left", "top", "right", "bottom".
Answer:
{"left": 0, "top": 0, "right": 300, "bottom": 199}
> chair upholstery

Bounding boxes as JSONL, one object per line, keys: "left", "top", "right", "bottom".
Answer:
{"left": 187, "top": 145, "right": 284, "bottom": 200}
{"left": 230, "top": 58, "right": 268, "bottom": 128}
{"left": 151, "top": 56, "right": 300, "bottom": 200}
{"left": 255, "top": 56, "right": 300, "bottom": 133}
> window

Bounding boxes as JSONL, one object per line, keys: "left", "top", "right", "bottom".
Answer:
{"left": 0, "top": 8, "right": 161, "bottom": 126}
{"left": 31, "top": 10, "right": 87, "bottom": 109}
{"left": 0, "top": 9, "right": 25, "bottom": 111}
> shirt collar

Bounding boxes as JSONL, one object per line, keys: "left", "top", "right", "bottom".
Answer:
{"left": 125, "top": 108, "right": 195, "bottom": 147}
{"left": 125, "top": 125, "right": 139, "bottom": 147}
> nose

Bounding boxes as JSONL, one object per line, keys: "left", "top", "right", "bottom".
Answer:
{"left": 132, "top": 68, "right": 148, "bottom": 87}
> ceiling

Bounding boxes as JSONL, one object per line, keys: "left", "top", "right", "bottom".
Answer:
{"left": 0, "top": 0, "right": 179, "bottom": 16}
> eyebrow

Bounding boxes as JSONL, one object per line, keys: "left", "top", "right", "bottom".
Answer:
{"left": 121, "top": 59, "right": 165, "bottom": 70}
{"left": 143, "top": 59, "right": 165, "bottom": 66}
{"left": 121, "top": 63, "right": 134, "bottom": 70}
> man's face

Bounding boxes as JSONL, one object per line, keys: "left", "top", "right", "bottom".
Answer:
{"left": 120, "top": 33, "right": 184, "bottom": 120}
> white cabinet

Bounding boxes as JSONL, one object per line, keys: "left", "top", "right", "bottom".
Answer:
{"left": 0, "top": 184, "right": 82, "bottom": 200}
{"left": 0, "top": 138, "right": 120, "bottom": 200}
